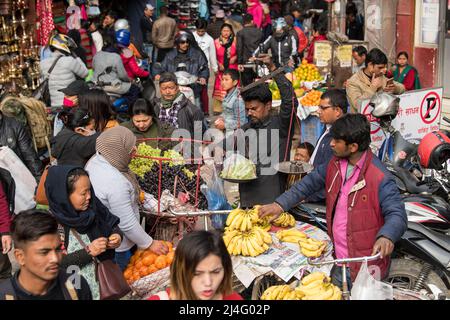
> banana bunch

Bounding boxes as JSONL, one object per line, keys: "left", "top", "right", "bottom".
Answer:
{"left": 298, "top": 237, "right": 327, "bottom": 258}
{"left": 223, "top": 228, "right": 272, "bottom": 257}
{"left": 255, "top": 220, "right": 271, "bottom": 232}
{"left": 260, "top": 285, "right": 302, "bottom": 300}
{"left": 273, "top": 212, "right": 296, "bottom": 228}
{"left": 276, "top": 228, "right": 307, "bottom": 243}
{"left": 226, "top": 208, "right": 259, "bottom": 232}
{"left": 295, "top": 272, "right": 342, "bottom": 300}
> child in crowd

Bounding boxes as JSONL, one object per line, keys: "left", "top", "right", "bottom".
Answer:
{"left": 294, "top": 141, "right": 314, "bottom": 162}
{"left": 214, "top": 69, "right": 247, "bottom": 131}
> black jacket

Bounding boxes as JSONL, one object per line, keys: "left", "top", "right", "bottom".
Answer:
{"left": 206, "top": 19, "right": 224, "bottom": 40}
{"left": 236, "top": 26, "right": 263, "bottom": 65}
{"left": 255, "top": 33, "right": 298, "bottom": 68}
{"left": 51, "top": 128, "right": 99, "bottom": 167}
{"left": 238, "top": 71, "right": 298, "bottom": 207}
{"left": 155, "top": 48, "right": 210, "bottom": 80}
{"left": 0, "top": 112, "right": 43, "bottom": 179}
{"left": 140, "top": 15, "right": 153, "bottom": 44}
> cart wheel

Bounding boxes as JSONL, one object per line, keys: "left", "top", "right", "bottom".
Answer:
{"left": 251, "top": 273, "right": 286, "bottom": 300}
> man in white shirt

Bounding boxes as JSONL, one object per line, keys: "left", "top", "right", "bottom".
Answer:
{"left": 193, "top": 19, "right": 218, "bottom": 115}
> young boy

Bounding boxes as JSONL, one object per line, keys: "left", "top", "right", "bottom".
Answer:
{"left": 294, "top": 141, "right": 314, "bottom": 162}
{"left": 214, "top": 69, "right": 247, "bottom": 131}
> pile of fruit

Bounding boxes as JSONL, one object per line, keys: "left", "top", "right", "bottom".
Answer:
{"left": 276, "top": 228, "right": 327, "bottom": 258}
{"left": 131, "top": 143, "right": 208, "bottom": 209}
{"left": 259, "top": 212, "right": 296, "bottom": 228}
{"left": 261, "top": 272, "right": 342, "bottom": 300}
{"left": 268, "top": 80, "right": 281, "bottom": 101}
{"left": 295, "top": 272, "right": 342, "bottom": 300}
{"left": 223, "top": 207, "right": 272, "bottom": 257}
{"left": 294, "top": 59, "right": 323, "bottom": 82}
{"left": 300, "top": 89, "right": 323, "bottom": 107}
{"left": 123, "top": 241, "right": 175, "bottom": 284}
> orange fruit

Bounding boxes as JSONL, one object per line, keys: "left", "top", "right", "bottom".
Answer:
{"left": 139, "top": 266, "right": 148, "bottom": 277}
{"left": 135, "top": 250, "right": 144, "bottom": 258}
{"left": 147, "top": 265, "right": 158, "bottom": 274}
{"left": 142, "top": 254, "right": 156, "bottom": 266}
{"left": 154, "top": 255, "right": 167, "bottom": 269}
{"left": 165, "top": 241, "right": 173, "bottom": 251}
{"left": 123, "top": 268, "right": 132, "bottom": 280}
{"left": 129, "top": 255, "right": 138, "bottom": 265}
{"left": 135, "top": 260, "right": 144, "bottom": 270}
{"left": 166, "top": 251, "right": 175, "bottom": 265}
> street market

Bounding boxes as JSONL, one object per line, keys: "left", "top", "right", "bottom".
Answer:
{"left": 0, "top": 0, "right": 449, "bottom": 303}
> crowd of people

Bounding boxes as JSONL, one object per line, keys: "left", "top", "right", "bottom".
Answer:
{"left": 0, "top": 0, "right": 423, "bottom": 300}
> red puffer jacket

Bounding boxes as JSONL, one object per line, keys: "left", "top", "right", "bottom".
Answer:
{"left": 120, "top": 49, "right": 149, "bottom": 80}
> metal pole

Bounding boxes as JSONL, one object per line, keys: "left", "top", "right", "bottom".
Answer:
{"left": 342, "top": 263, "right": 350, "bottom": 300}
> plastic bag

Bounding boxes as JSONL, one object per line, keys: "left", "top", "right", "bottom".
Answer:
{"left": 351, "top": 260, "right": 394, "bottom": 300}
{"left": 220, "top": 153, "right": 256, "bottom": 180}
{"left": 0, "top": 147, "right": 36, "bottom": 213}
{"left": 201, "top": 164, "right": 232, "bottom": 229}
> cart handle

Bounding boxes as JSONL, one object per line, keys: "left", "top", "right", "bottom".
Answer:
{"left": 307, "top": 253, "right": 381, "bottom": 266}
{"left": 168, "top": 208, "right": 232, "bottom": 217}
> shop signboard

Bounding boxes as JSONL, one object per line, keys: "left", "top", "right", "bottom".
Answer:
{"left": 359, "top": 87, "right": 443, "bottom": 150}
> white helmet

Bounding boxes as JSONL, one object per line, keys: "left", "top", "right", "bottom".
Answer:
{"left": 370, "top": 92, "right": 400, "bottom": 118}
{"left": 114, "top": 19, "right": 129, "bottom": 31}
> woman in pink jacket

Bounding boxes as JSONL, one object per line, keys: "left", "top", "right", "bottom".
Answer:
{"left": 246, "top": 0, "right": 264, "bottom": 29}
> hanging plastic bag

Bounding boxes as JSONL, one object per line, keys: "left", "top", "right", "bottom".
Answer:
{"left": 220, "top": 153, "right": 256, "bottom": 180}
{"left": 351, "top": 260, "right": 394, "bottom": 300}
{"left": 201, "top": 164, "right": 232, "bottom": 229}
{"left": 0, "top": 147, "right": 36, "bottom": 213}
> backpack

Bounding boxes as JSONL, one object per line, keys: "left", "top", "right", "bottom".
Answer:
{"left": 19, "top": 97, "right": 52, "bottom": 153}
{"left": 0, "top": 95, "right": 52, "bottom": 153}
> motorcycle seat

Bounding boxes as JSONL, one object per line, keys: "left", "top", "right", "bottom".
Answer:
{"left": 408, "top": 222, "right": 450, "bottom": 252}
{"left": 393, "top": 165, "right": 436, "bottom": 194}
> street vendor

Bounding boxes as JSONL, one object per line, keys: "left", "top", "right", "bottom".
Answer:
{"left": 259, "top": 114, "right": 407, "bottom": 289}
{"left": 235, "top": 54, "right": 298, "bottom": 208}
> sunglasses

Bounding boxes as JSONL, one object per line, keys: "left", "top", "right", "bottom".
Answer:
{"left": 179, "top": 40, "right": 189, "bottom": 44}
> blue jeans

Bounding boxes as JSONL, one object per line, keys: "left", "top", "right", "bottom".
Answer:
{"left": 114, "top": 250, "right": 132, "bottom": 271}
{"left": 330, "top": 264, "right": 353, "bottom": 291}
{"left": 142, "top": 43, "right": 153, "bottom": 64}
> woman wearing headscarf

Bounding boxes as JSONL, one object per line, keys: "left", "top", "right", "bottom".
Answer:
{"left": 85, "top": 126, "right": 168, "bottom": 270}
{"left": 45, "top": 165, "right": 123, "bottom": 300}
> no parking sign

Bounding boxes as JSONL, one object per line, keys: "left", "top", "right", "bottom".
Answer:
{"left": 360, "top": 88, "right": 443, "bottom": 150}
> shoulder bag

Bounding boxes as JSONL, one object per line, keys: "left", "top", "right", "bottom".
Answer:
{"left": 71, "top": 230, "right": 131, "bottom": 300}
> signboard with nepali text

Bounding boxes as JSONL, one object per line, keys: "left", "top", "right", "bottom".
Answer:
{"left": 359, "top": 87, "right": 443, "bottom": 150}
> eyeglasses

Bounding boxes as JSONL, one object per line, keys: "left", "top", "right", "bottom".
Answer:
{"left": 318, "top": 105, "right": 334, "bottom": 111}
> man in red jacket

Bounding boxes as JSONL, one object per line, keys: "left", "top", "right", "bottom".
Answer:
{"left": 0, "top": 183, "right": 12, "bottom": 280}
{"left": 260, "top": 114, "right": 407, "bottom": 289}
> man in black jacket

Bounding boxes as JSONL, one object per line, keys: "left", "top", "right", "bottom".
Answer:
{"left": 154, "top": 32, "right": 209, "bottom": 105}
{"left": 0, "top": 210, "right": 92, "bottom": 300}
{"left": 140, "top": 3, "right": 154, "bottom": 63}
{"left": 237, "top": 14, "right": 263, "bottom": 86}
{"left": 236, "top": 54, "right": 297, "bottom": 207}
{"left": 0, "top": 111, "right": 43, "bottom": 179}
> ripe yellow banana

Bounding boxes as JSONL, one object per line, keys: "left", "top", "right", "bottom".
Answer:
{"left": 302, "top": 285, "right": 334, "bottom": 300}
{"left": 241, "top": 237, "right": 249, "bottom": 256}
{"left": 269, "top": 286, "right": 284, "bottom": 300}
{"left": 301, "top": 272, "right": 327, "bottom": 286}
{"left": 252, "top": 230, "right": 264, "bottom": 246}
{"left": 226, "top": 235, "right": 239, "bottom": 254}
{"left": 329, "top": 286, "right": 342, "bottom": 300}
{"left": 300, "top": 247, "right": 323, "bottom": 258}
{"left": 294, "top": 287, "right": 305, "bottom": 299}
{"left": 261, "top": 286, "right": 277, "bottom": 300}
{"left": 232, "top": 237, "right": 243, "bottom": 255}
{"left": 277, "top": 285, "right": 292, "bottom": 300}
{"left": 282, "top": 228, "right": 307, "bottom": 238}
{"left": 247, "top": 235, "right": 264, "bottom": 255}
{"left": 299, "top": 241, "right": 322, "bottom": 251}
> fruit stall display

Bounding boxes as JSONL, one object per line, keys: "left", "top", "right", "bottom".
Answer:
{"left": 123, "top": 241, "right": 175, "bottom": 285}
{"left": 269, "top": 60, "right": 326, "bottom": 108}
{"left": 260, "top": 272, "right": 342, "bottom": 300}
{"left": 130, "top": 142, "right": 208, "bottom": 210}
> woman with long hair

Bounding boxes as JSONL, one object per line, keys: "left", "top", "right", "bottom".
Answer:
{"left": 387, "top": 52, "right": 421, "bottom": 91}
{"left": 148, "top": 231, "right": 243, "bottom": 300}
{"left": 212, "top": 23, "right": 238, "bottom": 115}
{"left": 78, "top": 88, "right": 118, "bottom": 132}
